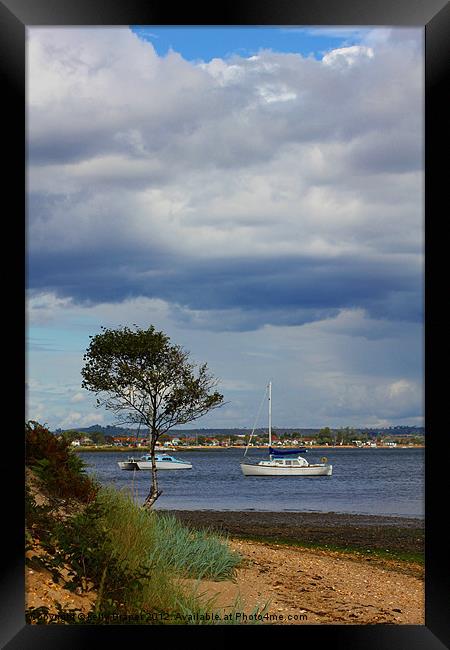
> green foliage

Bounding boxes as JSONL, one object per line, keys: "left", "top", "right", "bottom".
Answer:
{"left": 25, "top": 422, "right": 251, "bottom": 625}
{"left": 25, "top": 603, "right": 89, "bottom": 625}
{"left": 27, "top": 480, "right": 242, "bottom": 622}
{"left": 25, "top": 485, "right": 53, "bottom": 540}
{"left": 53, "top": 498, "right": 154, "bottom": 609}
{"left": 81, "top": 324, "right": 224, "bottom": 435}
{"left": 25, "top": 420, "right": 98, "bottom": 503}
{"left": 60, "top": 429, "right": 84, "bottom": 443}
{"left": 147, "top": 512, "right": 241, "bottom": 580}
{"left": 97, "top": 488, "right": 240, "bottom": 581}
{"left": 81, "top": 324, "right": 224, "bottom": 507}
{"left": 92, "top": 487, "right": 242, "bottom": 619}
{"left": 89, "top": 431, "right": 105, "bottom": 444}
{"left": 26, "top": 484, "right": 158, "bottom": 616}
{"left": 316, "top": 426, "right": 333, "bottom": 444}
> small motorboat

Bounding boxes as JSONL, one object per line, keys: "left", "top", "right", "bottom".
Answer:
{"left": 118, "top": 453, "right": 192, "bottom": 470}
{"left": 117, "top": 459, "right": 139, "bottom": 471}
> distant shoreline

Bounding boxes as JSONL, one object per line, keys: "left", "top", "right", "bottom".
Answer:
{"left": 74, "top": 444, "right": 425, "bottom": 453}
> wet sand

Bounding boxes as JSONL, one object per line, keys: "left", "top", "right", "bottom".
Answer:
{"left": 159, "top": 510, "right": 424, "bottom": 556}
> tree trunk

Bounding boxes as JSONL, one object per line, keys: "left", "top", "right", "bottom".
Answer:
{"left": 143, "top": 487, "right": 162, "bottom": 510}
{"left": 142, "top": 435, "right": 162, "bottom": 510}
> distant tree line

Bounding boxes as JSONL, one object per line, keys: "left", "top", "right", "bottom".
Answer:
{"left": 54, "top": 425, "right": 425, "bottom": 438}
{"left": 56, "top": 426, "right": 424, "bottom": 448}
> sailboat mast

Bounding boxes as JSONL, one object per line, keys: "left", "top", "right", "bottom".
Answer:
{"left": 268, "top": 381, "right": 272, "bottom": 449}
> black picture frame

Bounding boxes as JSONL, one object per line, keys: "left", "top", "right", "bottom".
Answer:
{"left": 4, "top": 0, "right": 448, "bottom": 647}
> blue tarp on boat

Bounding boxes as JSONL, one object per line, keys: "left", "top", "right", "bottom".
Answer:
{"left": 269, "top": 447, "right": 307, "bottom": 456}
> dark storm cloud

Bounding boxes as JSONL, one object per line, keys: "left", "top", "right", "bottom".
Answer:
{"left": 26, "top": 27, "right": 425, "bottom": 432}
{"left": 347, "top": 130, "right": 423, "bottom": 175}
{"left": 27, "top": 28, "right": 423, "bottom": 333}
{"left": 27, "top": 247, "right": 422, "bottom": 331}
{"left": 27, "top": 123, "right": 120, "bottom": 165}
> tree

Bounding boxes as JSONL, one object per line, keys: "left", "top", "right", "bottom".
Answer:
{"left": 60, "top": 429, "right": 83, "bottom": 443}
{"left": 317, "top": 427, "right": 333, "bottom": 445}
{"left": 81, "top": 325, "right": 224, "bottom": 508}
{"left": 90, "top": 430, "right": 106, "bottom": 445}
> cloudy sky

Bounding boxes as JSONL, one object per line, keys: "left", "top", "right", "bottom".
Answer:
{"left": 26, "top": 26, "right": 424, "bottom": 431}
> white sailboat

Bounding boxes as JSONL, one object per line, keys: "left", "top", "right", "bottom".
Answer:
{"left": 240, "top": 382, "right": 333, "bottom": 476}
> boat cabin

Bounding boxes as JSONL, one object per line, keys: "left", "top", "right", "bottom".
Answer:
{"left": 262, "top": 456, "right": 309, "bottom": 467}
{"left": 140, "top": 454, "right": 176, "bottom": 462}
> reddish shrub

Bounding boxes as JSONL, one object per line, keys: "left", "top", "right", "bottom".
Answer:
{"left": 25, "top": 421, "right": 98, "bottom": 503}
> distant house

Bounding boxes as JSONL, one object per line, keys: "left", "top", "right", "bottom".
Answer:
{"left": 162, "top": 438, "right": 182, "bottom": 447}
{"left": 70, "top": 440, "right": 81, "bottom": 447}
{"left": 112, "top": 436, "right": 136, "bottom": 446}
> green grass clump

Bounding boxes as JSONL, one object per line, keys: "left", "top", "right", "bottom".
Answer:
{"left": 26, "top": 477, "right": 262, "bottom": 624}
{"left": 146, "top": 511, "right": 241, "bottom": 580}
{"left": 96, "top": 488, "right": 241, "bottom": 579}
{"left": 25, "top": 420, "right": 256, "bottom": 624}
{"left": 27, "top": 485, "right": 243, "bottom": 623}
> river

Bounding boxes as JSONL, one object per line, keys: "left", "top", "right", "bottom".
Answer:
{"left": 79, "top": 446, "right": 424, "bottom": 518}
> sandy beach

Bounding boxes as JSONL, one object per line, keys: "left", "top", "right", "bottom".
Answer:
{"left": 26, "top": 500, "right": 424, "bottom": 625}
{"left": 170, "top": 510, "right": 425, "bottom": 625}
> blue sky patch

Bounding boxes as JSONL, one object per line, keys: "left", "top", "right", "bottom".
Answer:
{"left": 131, "top": 26, "right": 369, "bottom": 62}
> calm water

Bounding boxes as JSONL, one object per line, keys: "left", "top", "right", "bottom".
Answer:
{"left": 80, "top": 447, "right": 424, "bottom": 518}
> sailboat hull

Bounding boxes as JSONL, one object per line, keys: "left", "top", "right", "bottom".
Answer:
{"left": 240, "top": 462, "right": 332, "bottom": 476}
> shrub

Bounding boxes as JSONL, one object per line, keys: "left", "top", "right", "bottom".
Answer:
{"left": 25, "top": 424, "right": 248, "bottom": 624}
{"left": 44, "top": 487, "right": 238, "bottom": 620}
{"left": 89, "top": 488, "right": 242, "bottom": 618}
{"left": 25, "top": 421, "right": 98, "bottom": 503}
